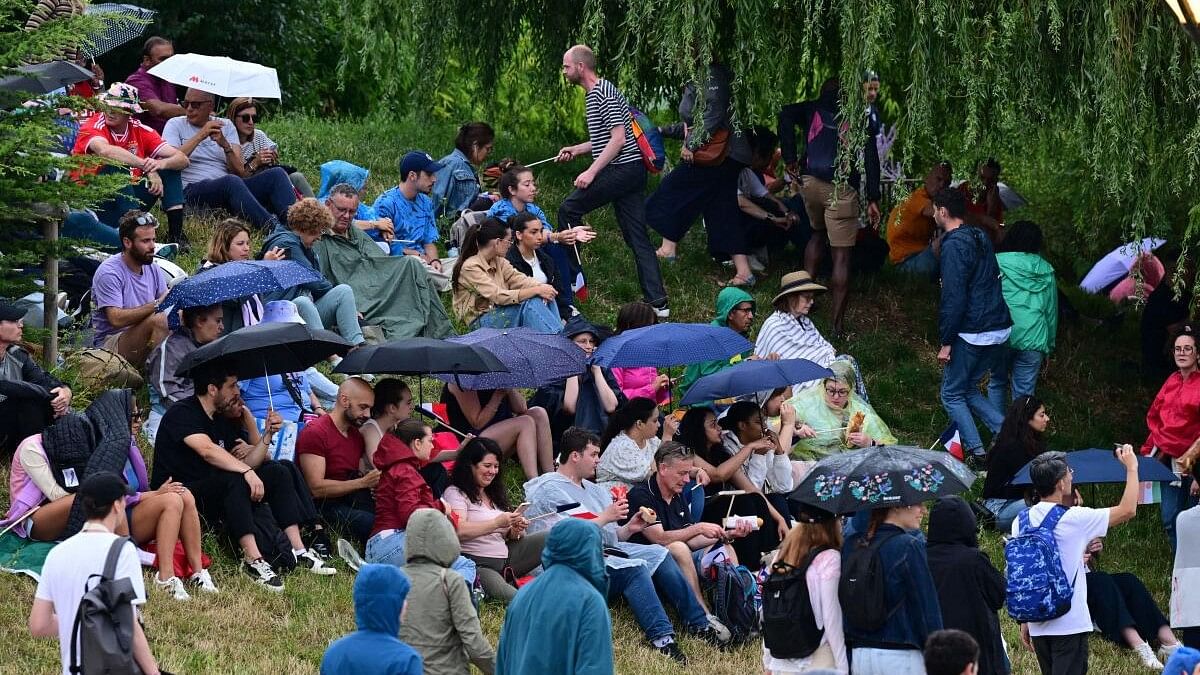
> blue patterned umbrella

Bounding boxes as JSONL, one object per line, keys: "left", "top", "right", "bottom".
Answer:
{"left": 590, "top": 323, "right": 753, "bottom": 368}
{"left": 433, "top": 327, "right": 585, "bottom": 390}
{"left": 156, "top": 260, "right": 322, "bottom": 316}
{"left": 788, "top": 445, "right": 976, "bottom": 514}
{"left": 679, "top": 358, "right": 833, "bottom": 406}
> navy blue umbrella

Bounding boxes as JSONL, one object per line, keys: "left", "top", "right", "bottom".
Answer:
{"left": 590, "top": 323, "right": 753, "bottom": 368}
{"left": 679, "top": 358, "right": 833, "bottom": 406}
{"left": 1009, "top": 449, "right": 1178, "bottom": 485}
{"left": 433, "top": 327, "right": 586, "bottom": 390}
{"left": 157, "top": 260, "right": 323, "bottom": 317}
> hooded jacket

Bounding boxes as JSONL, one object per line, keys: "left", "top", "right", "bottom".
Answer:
{"left": 680, "top": 287, "right": 755, "bottom": 393}
{"left": 261, "top": 220, "right": 335, "bottom": 300}
{"left": 146, "top": 327, "right": 199, "bottom": 408}
{"left": 926, "top": 497, "right": 1009, "bottom": 675}
{"left": 371, "top": 435, "right": 443, "bottom": 536}
{"left": 938, "top": 225, "right": 1012, "bottom": 346}
{"left": 317, "top": 160, "right": 378, "bottom": 221}
{"left": 496, "top": 518, "right": 613, "bottom": 675}
{"left": 400, "top": 509, "right": 496, "bottom": 675}
{"left": 996, "top": 252, "right": 1058, "bottom": 354}
{"left": 320, "top": 563, "right": 423, "bottom": 675}
{"left": 778, "top": 86, "right": 880, "bottom": 202}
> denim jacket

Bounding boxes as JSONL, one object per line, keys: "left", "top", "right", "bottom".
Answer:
{"left": 842, "top": 524, "right": 943, "bottom": 650}
{"left": 938, "top": 225, "right": 1012, "bottom": 346}
{"left": 431, "top": 149, "right": 480, "bottom": 218}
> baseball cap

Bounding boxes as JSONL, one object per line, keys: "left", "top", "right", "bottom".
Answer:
{"left": 0, "top": 302, "right": 25, "bottom": 322}
{"left": 79, "top": 472, "right": 135, "bottom": 505}
{"left": 399, "top": 151, "right": 445, "bottom": 178}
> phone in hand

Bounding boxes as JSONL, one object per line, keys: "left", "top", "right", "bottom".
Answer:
{"left": 515, "top": 502, "right": 530, "bottom": 516}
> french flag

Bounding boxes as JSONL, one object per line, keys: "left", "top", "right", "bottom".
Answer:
{"left": 563, "top": 503, "right": 599, "bottom": 520}
{"left": 936, "top": 425, "right": 964, "bottom": 461}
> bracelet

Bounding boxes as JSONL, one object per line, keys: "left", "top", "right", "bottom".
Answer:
{"left": 242, "top": 468, "right": 252, "bottom": 475}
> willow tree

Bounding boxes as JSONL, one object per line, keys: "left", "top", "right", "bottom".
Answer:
{"left": 343, "top": 0, "right": 1200, "bottom": 273}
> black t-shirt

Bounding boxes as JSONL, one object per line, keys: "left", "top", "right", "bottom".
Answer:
{"left": 151, "top": 396, "right": 245, "bottom": 487}
{"left": 623, "top": 476, "right": 693, "bottom": 546}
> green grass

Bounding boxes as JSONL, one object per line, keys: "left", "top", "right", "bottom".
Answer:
{"left": 0, "top": 114, "right": 1179, "bottom": 674}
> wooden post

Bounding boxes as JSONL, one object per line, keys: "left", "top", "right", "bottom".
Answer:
{"left": 42, "top": 216, "right": 59, "bottom": 368}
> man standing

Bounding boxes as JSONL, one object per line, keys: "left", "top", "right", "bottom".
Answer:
{"left": 778, "top": 78, "right": 881, "bottom": 336}
{"left": 934, "top": 188, "right": 1012, "bottom": 464}
{"left": 296, "top": 378, "right": 380, "bottom": 546}
{"left": 124, "top": 36, "right": 185, "bottom": 134}
{"left": 90, "top": 210, "right": 169, "bottom": 368}
{"left": 372, "top": 151, "right": 453, "bottom": 290}
{"left": 556, "top": 45, "right": 669, "bottom": 318}
{"left": 28, "top": 473, "right": 164, "bottom": 675}
{"left": 0, "top": 302, "right": 71, "bottom": 453}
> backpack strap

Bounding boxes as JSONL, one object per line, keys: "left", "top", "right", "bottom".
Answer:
{"left": 1038, "top": 504, "right": 1069, "bottom": 533}
{"left": 101, "top": 536, "right": 131, "bottom": 581}
{"left": 70, "top": 537, "right": 130, "bottom": 673}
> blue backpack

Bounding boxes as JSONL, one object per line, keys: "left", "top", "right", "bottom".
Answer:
{"left": 1004, "top": 505, "right": 1076, "bottom": 622}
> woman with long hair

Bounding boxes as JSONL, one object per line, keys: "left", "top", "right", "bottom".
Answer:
{"left": 991, "top": 220, "right": 1057, "bottom": 408}
{"left": 762, "top": 505, "right": 847, "bottom": 673}
{"left": 982, "top": 395, "right": 1049, "bottom": 531}
{"left": 595, "top": 397, "right": 676, "bottom": 491}
{"left": 432, "top": 121, "right": 495, "bottom": 217}
{"left": 610, "top": 302, "right": 671, "bottom": 405}
{"left": 443, "top": 437, "right": 548, "bottom": 603}
{"left": 225, "top": 97, "right": 313, "bottom": 197}
{"left": 450, "top": 218, "right": 561, "bottom": 332}
{"left": 440, "top": 383, "right": 554, "bottom": 480}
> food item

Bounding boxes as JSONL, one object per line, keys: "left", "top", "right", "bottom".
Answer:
{"left": 845, "top": 411, "right": 866, "bottom": 445}
{"left": 723, "top": 515, "right": 763, "bottom": 530}
{"left": 670, "top": 409, "right": 687, "bottom": 422}
{"left": 609, "top": 485, "right": 629, "bottom": 501}
{"left": 638, "top": 506, "right": 657, "bottom": 524}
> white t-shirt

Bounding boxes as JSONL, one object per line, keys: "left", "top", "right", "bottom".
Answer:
{"left": 1011, "top": 502, "right": 1109, "bottom": 637}
{"left": 35, "top": 531, "right": 146, "bottom": 675}
{"left": 736, "top": 167, "right": 769, "bottom": 199}
{"left": 162, "top": 116, "right": 240, "bottom": 187}
{"left": 522, "top": 254, "right": 548, "bottom": 284}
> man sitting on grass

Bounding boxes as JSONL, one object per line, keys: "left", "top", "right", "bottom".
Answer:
{"left": 0, "top": 301, "right": 71, "bottom": 454}
{"left": 89, "top": 210, "right": 169, "bottom": 368}
{"left": 372, "top": 151, "right": 452, "bottom": 290}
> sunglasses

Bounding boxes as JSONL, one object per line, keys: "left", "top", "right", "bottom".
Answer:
{"left": 132, "top": 213, "right": 158, "bottom": 227}
{"left": 237, "top": 113, "right": 257, "bottom": 123}
{"left": 181, "top": 100, "right": 211, "bottom": 109}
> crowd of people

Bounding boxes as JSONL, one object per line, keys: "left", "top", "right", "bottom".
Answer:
{"left": 4, "top": 36, "right": 1200, "bottom": 675}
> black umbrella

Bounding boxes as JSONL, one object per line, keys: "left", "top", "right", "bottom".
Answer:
{"left": 82, "top": 4, "right": 157, "bottom": 58}
{"left": 332, "top": 338, "right": 508, "bottom": 376}
{"left": 175, "top": 321, "right": 351, "bottom": 380}
{"left": 0, "top": 61, "right": 95, "bottom": 93}
{"left": 788, "top": 445, "right": 976, "bottom": 514}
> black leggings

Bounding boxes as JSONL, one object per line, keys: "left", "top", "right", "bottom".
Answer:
{"left": 186, "top": 461, "right": 306, "bottom": 541}
{"left": 1085, "top": 571, "right": 1169, "bottom": 646}
{"left": 701, "top": 492, "right": 780, "bottom": 566}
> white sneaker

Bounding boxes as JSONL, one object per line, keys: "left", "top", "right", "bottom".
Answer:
{"left": 705, "top": 613, "right": 732, "bottom": 643}
{"left": 653, "top": 305, "right": 670, "bottom": 319}
{"left": 295, "top": 548, "right": 337, "bottom": 576}
{"left": 243, "top": 558, "right": 284, "bottom": 592}
{"left": 187, "top": 569, "right": 219, "bottom": 594}
{"left": 337, "top": 538, "right": 366, "bottom": 572}
{"left": 1158, "top": 643, "right": 1180, "bottom": 664}
{"left": 155, "top": 575, "right": 191, "bottom": 601}
{"left": 1134, "top": 642, "right": 1164, "bottom": 669}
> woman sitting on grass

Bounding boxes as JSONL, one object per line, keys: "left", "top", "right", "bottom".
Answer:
{"left": 789, "top": 361, "right": 896, "bottom": 461}
{"left": 610, "top": 301, "right": 671, "bottom": 405}
{"left": 980, "top": 395, "right": 1047, "bottom": 531}
{"left": 530, "top": 317, "right": 624, "bottom": 439}
{"left": 443, "top": 437, "right": 548, "bottom": 604}
{"left": 595, "top": 397, "right": 677, "bottom": 492}
{"left": 440, "top": 383, "right": 554, "bottom": 480}
{"left": 450, "top": 218, "right": 562, "bottom": 332}
{"left": 1084, "top": 535, "right": 1183, "bottom": 669}
{"left": 225, "top": 97, "right": 313, "bottom": 198}
{"left": 504, "top": 211, "right": 576, "bottom": 319}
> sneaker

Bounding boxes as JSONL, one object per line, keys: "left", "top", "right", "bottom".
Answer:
{"left": 154, "top": 575, "right": 191, "bottom": 601}
{"left": 306, "top": 526, "right": 333, "bottom": 559}
{"left": 688, "top": 625, "right": 731, "bottom": 650}
{"left": 1159, "top": 643, "right": 1181, "bottom": 664}
{"left": 243, "top": 558, "right": 284, "bottom": 592}
{"left": 656, "top": 640, "right": 687, "bottom": 664}
{"left": 652, "top": 304, "right": 670, "bottom": 319}
{"left": 295, "top": 548, "right": 338, "bottom": 576}
{"left": 187, "top": 569, "right": 219, "bottom": 594}
{"left": 701, "top": 614, "right": 732, "bottom": 644}
{"left": 1134, "top": 642, "right": 1163, "bottom": 669}
{"left": 337, "top": 538, "right": 366, "bottom": 572}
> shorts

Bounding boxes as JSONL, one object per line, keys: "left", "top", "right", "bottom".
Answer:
{"left": 798, "top": 175, "right": 860, "bottom": 248}
{"left": 100, "top": 332, "right": 123, "bottom": 352}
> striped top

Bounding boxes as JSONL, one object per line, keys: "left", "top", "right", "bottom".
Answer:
{"left": 585, "top": 79, "right": 640, "bottom": 165}
{"left": 754, "top": 311, "right": 837, "bottom": 368}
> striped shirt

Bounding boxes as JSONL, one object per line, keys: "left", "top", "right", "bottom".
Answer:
{"left": 754, "top": 311, "right": 836, "bottom": 367}
{"left": 585, "top": 79, "right": 640, "bottom": 165}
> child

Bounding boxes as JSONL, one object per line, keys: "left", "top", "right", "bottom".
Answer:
{"left": 320, "top": 564, "right": 422, "bottom": 674}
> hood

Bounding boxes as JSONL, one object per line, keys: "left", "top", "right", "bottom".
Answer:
{"left": 997, "top": 252, "right": 1055, "bottom": 295}
{"left": 85, "top": 389, "right": 133, "bottom": 446}
{"left": 541, "top": 518, "right": 608, "bottom": 596}
{"left": 927, "top": 495, "right": 978, "bottom": 547}
{"left": 403, "top": 508, "right": 461, "bottom": 567}
{"left": 352, "top": 563, "right": 410, "bottom": 635}
{"left": 372, "top": 435, "right": 421, "bottom": 472}
{"left": 712, "top": 287, "right": 754, "bottom": 328}
{"left": 260, "top": 219, "right": 299, "bottom": 253}
{"left": 522, "top": 470, "right": 575, "bottom": 497}
{"left": 318, "top": 160, "right": 370, "bottom": 199}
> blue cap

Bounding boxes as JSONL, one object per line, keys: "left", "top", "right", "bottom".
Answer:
{"left": 399, "top": 151, "right": 444, "bottom": 179}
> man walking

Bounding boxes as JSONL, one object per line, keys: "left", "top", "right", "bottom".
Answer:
{"left": 556, "top": 44, "right": 669, "bottom": 317}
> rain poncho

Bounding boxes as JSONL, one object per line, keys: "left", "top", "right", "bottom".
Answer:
{"left": 320, "top": 564, "right": 422, "bottom": 675}
{"left": 317, "top": 160, "right": 377, "bottom": 221}
{"left": 789, "top": 363, "right": 895, "bottom": 460}
{"left": 679, "top": 287, "right": 755, "bottom": 394}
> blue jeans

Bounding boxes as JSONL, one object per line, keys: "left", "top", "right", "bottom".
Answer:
{"left": 850, "top": 647, "right": 927, "bottom": 675}
{"left": 472, "top": 298, "right": 562, "bottom": 333}
{"left": 365, "top": 528, "right": 477, "bottom": 585}
{"left": 313, "top": 285, "right": 364, "bottom": 345}
{"left": 608, "top": 565, "right": 675, "bottom": 642}
{"left": 984, "top": 497, "right": 1026, "bottom": 532}
{"left": 987, "top": 347, "right": 1044, "bottom": 412}
{"left": 63, "top": 210, "right": 120, "bottom": 249}
{"left": 940, "top": 337, "right": 1005, "bottom": 455}
{"left": 1161, "top": 470, "right": 1198, "bottom": 550}
{"left": 93, "top": 165, "right": 184, "bottom": 228}
{"left": 183, "top": 166, "right": 296, "bottom": 228}
{"left": 894, "top": 246, "right": 939, "bottom": 280}
{"left": 650, "top": 554, "right": 708, "bottom": 630}
{"left": 685, "top": 479, "right": 705, "bottom": 522}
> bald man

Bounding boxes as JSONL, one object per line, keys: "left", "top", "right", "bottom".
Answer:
{"left": 296, "top": 378, "right": 379, "bottom": 545}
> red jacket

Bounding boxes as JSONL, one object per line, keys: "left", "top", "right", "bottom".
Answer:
{"left": 371, "top": 434, "right": 443, "bottom": 537}
{"left": 1141, "top": 370, "right": 1200, "bottom": 459}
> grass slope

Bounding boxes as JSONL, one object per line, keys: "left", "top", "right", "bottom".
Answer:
{"left": 0, "top": 115, "right": 1175, "bottom": 674}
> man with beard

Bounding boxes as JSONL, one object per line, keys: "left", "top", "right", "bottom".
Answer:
{"left": 152, "top": 363, "right": 337, "bottom": 591}
{"left": 89, "top": 210, "right": 170, "bottom": 367}
{"left": 296, "top": 378, "right": 380, "bottom": 546}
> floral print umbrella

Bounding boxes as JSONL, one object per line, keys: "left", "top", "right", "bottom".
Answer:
{"left": 788, "top": 445, "right": 976, "bottom": 514}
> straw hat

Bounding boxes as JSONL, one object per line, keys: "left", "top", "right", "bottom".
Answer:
{"left": 772, "top": 271, "right": 827, "bottom": 305}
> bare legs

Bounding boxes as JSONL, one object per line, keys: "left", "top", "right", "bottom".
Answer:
{"left": 130, "top": 489, "right": 204, "bottom": 581}
{"left": 28, "top": 495, "right": 74, "bottom": 541}
{"left": 480, "top": 406, "right": 555, "bottom": 479}
{"left": 804, "top": 232, "right": 852, "bottom": 335}
{"left": 667, "top": 541, "right": 709, "bottom": 612}
{"left": 116, "top": 312, "right": 170, "bottom": 368}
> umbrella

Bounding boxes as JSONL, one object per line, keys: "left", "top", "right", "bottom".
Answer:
{"left": 156, "top": 260, "right": 323, "bottom": 318}
{"left": 679, "top": 358, "right": 833, "bottom": 406}
{"left": 82, "top": 4, "right": 156, "bottom": 58}
{"left": 175, "top": 321, "right": 351, "bottom": 379}
{"left": 0, "top": 61, "right": 95, "bottom": 93}
{"left": 148, "top": 53, "right": 281, "bottom": 99}
{"left": 1079, "top": 238, "right": 1167, "bottom": 294}
{"left": 333, "top": 339, "right": 509, "bottom": 376}
{"left": 590, "top": 323, "right": 753, "bottom": 368}
{"left": 1008, "top": 449, "right": 1179, "bottom": 486}
{"left": 788, "top": 445, "right": 976, "bottom": 514}
{"left": 433, "top": 327, "right": 585, "bottom": 390}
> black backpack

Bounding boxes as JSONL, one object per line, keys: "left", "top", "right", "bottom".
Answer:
{"left": 762, "top": 546, "right": 828, "bottom": 659}
{"left": 69, "top": 537, "right": 141, "bottom": 675}
{"left": 250, "top": 504, "right": 296, "bottom": 573}
{"left": 838, "top": 530, "right": 902, "bottom": 633}
{"left": 706, "top": 560, "right": 760, "bottom": 642}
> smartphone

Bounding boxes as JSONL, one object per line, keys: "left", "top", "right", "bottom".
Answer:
{"left": 514, "top": 502, "right": 531, "bottom": 516}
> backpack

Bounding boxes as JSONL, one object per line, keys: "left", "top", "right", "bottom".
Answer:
{"left": 706, "top": 560, "right": 759, "bottom": 641}
{"left": 69, "top": 536, "right": 142, "bottom": 675}
{"left": 762, "top": 547, "right": 828, "bottom": 659}
{"left": 67, "top": 348, "right": 144, "bottom": 392}
{"left": 249, "top": 504, "right": 297, "bottom": 574}
{"left": 839, "top": 529, "right": 903, "bottom": 632}
{"left": 629, "top": 107, "right": 665, "bottom": 174}
{"left": 1005, "top": 505, "right": 1075, "bottom": 622}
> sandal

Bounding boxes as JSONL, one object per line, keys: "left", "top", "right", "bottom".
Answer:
{"left": 724, "top": 273, "right": 756, "bottom": 287}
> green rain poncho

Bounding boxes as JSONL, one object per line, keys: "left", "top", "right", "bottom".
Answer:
{"left": 789, "top": 361, "right": 896, "bottom": 460}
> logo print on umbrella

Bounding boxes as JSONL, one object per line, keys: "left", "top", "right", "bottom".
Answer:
{"left": 813, "top": 474, "right": 845, "bottom": 501}
{"left": 849, "top": 473, "right": 892, "bottom": 503}
{"left": 905, "top": 465, "right": 945, "bottom": 492}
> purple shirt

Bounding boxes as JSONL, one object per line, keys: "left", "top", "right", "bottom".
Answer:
{"left": 90, "top": 254, "right": 166, "bottom": 346}
{"left": 124, "top": 65, "right": 177, "bottom": 133}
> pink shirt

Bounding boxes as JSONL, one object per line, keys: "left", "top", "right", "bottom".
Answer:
{"left": 442, "top": 486, "right": 510, "bottom": 558}
{"left": 612, "top": 366, "right": 668, "bottom": 404}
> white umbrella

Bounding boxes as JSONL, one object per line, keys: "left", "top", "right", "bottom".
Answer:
{"left": 1079, "top": 237, "right": 1167, "bottom": 294}
{"left": 148, "top": 53, "right": 281, "bottom": 99}
{"left": 949, "top": 179, "right": 1028, "bottom": 210}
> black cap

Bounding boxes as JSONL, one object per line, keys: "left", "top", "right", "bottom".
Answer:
{"left": 0, "top": 302, "right": 25, "bottom": 322}
{"left": 79, "top": 472, "right": 135, "bottom": 505}
{"left": 794, "top": 502, "right": 837, "bottom": 524}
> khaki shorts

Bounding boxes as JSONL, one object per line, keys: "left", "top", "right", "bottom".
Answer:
{"left": 99, "top": 332, "right": 123, "bottom": 352}
{"left": 798, "top": 175, "right": 860, "bottom": 247}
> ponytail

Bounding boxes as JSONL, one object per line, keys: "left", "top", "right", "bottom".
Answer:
{"left": 498, "top": 165, "right": 530, "bottom": 200}
{"left": 451, "top": 217, "right": 509, "bottom": 291}
{"left": 600, "top": 396, "right": 658, "bottom": 450}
